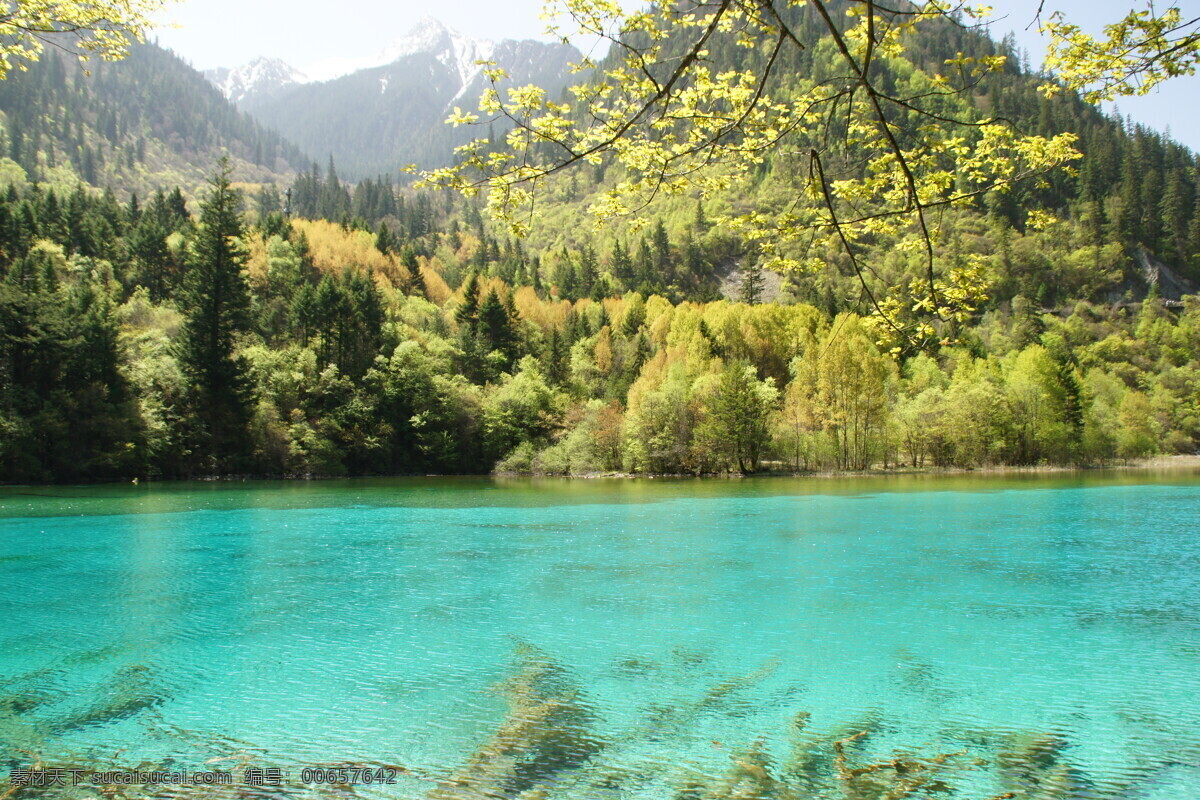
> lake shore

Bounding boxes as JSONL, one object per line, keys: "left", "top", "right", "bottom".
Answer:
{"left": 496, "top": 453, "right": 1200, "bottom": 479}
{"left": 3, "top": 455, "right": 1199, "bottom": 487}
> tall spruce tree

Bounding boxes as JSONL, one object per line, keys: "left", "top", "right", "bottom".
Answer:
{"left": 479, "top": 287, "right": 518, "bottom": 366}
{"left": 375, "top": 220, "right": 395, "bottom": 255}
{"left": 456, "top": 272, "right": 481, "bottom": 328}
{"left": 741, "top": 260, "right": 765, "bottom": 305}
{"left": 180, "top": 159, "right": 254, "bottom": 474}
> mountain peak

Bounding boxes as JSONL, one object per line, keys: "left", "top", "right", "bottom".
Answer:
{"left": 291, "top": 18, "right": 495, "bottom": 86}
{"left": 377, "top": 18, "right": 496, "bottom": 86}
{"left": 204, "top": 57, "right": 306, "bottom": 104}
{"left": 401, "top": 16, "right": 452, "bottom": 44}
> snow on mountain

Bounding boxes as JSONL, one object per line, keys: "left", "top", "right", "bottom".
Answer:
{"left": 380, "top": 17, "right": 496, "bottom": 86}
{"left": 204, "top": 58, "right": 306, "bottom": 105}
{"left": 300, "top": 17, "right": 496, "bottom": 86}
{"left": 209, "top": 18, "right": 558, "bottom": 107}
{"left": 210, "top": 19, "right": 583, "bottom": 177}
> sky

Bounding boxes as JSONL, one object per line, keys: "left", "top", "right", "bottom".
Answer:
{"left": 150, "top": 0, "right": 1200, "bottom": 150}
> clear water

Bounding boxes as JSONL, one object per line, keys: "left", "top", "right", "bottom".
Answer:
{"left": 2, "top": 472, "right": 1199, "bottom": 799}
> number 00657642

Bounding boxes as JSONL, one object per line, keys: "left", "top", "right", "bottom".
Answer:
{"left": 299, "top": 767, "right": 398, "bottom": 785}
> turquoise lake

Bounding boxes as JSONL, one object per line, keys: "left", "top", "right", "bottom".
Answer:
{"left": 2, "top": 472, "right": 1199, "bottom": 799}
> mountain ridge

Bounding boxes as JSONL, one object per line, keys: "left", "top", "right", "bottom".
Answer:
{"left": 204, "top": 17, "right": 583, "bottom": 178}
{"left": 205, "top": 57, "right": 308, "bottom": 105}
{"left": 205, "top": 18, "right": 510, "bottom": 105}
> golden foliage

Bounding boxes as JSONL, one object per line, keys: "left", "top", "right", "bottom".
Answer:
{"left": 419, "top": 262, "right": 452, "bottom": 305}
{"left": 292, "top": 219, "right": 395, "bottom": 275}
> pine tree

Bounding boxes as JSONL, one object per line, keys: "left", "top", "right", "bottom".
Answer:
{"left": 530, "top": 255, "right": 543, "bottom": 294}
{"left": 340, "top": 270, "right": 384, "bottom": 379}
{"left": 578, "top": 244, "right": 598, "bottom": 296}
{"left": 1159, "top": 171, "right": 1190, "bottom": 261}
{"left": 610, "top": 239, "right": 634, "bottom": 288}
{"left": 556, "top": 256, "right": 579, "bottom": 301}
{"left": 179, "top": 159, "right": 254, "bottom": 474}
{"left": 166, "top": 187, "right": 189, "bottom": 227}
{"left": 545, "top": 327, "right": 568, "bottom": 385}
{"left": 289, "top": 283, "right": 317, "bottom": 346}
{"left": 694, "top": 198, "right": 708, "bottom": 232}
{"left": 635, "top": 237, "right": 655, "bottom": 292}
{"left": 503, "top": 289, "right": 521, "bottom": 331}
{"left": 375, "top": 220, "right": 394, "bottom": 255}
{"left": 1187, "top": 201, "right": 1200, "bottom": 277}
{"left": 399, "top": 247, "right": 426, "bottom": 298}
{"left": 651, "top": 220, "right": 673, "bottom": 282}
{"left": 479, "top": 288, "right": 518, "bottom": 366}
{"left": 740, "top": 260, "right": 765, "bottom": 305}
{"left": 621, "top": 294, "right": 646, "bottom": 336}
{"left": 456, "top": 272, "right": 481, "bottom": 329}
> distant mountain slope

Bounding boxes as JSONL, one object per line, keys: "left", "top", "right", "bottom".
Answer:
{"left": 0, "top": 44, "right": 310, "bottom": 199}
{"left": 211, "top": 18, "right": 581, "bottom": 178}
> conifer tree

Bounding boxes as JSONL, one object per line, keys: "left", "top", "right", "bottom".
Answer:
{"left": 375, "top": 220, "right": 394, "bottom": 255}
{"left": 610, "top": 239, "right": 634, "bottom": 288}
{"left": 621, "top": 294, "right": 646, "bottom": 336}
{"left": 545, "top": 327, "right": 568, "bottom": 385}
{"left": 741, "top": 260, "right": 765, "bottom": 305}
{"left": 634, "top": 238, "right": 655, "bottom": 292}
{"left": 702, "top": 361, "right": 778, "bottom": 473}
{"left": 456, "top": 271, "right": 481, "bottom": 328}
{"left": 556, "top": 256, "right": 579, "bottom": 301}
{"left": 1187, "top": 202, "right": 1200, "bottom": 276}
{"left": 530, "top": 256, "right": 543, "bottom": 294}
{"left": 1158, "top": 172, "right": 1189, "bottom": 261}
{"left": 479, "top": 287, "right": 517, "bottom": 366}
{"left": 399, "top": 247, "right": 426, "bottom": 298}
{"left": 578, "top": 244, "right": 598, "bottom": 296}
{"left": 289, "top": 283, "right": 317, "bottom": 347}
{"left": 179, "top": 159, "right": 253, "bottom": 473}
{"left": 503, "top": 289, "right": 521, "bottom": 330}
{"left": 651, "top": 221, "right": 672, "bottom": 280}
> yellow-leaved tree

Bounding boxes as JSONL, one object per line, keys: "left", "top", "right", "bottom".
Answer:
{"left": 0, "top": 0, "right": 170, "bottom": 78}
{"left": 420, "top": 0, "right": 1199, "bottom": 351}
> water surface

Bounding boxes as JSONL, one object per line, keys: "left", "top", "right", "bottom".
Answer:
{"left": 2, "top": 471, "right": 1198, "bottom": 798}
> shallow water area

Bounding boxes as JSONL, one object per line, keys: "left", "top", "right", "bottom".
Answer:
{"left": 2, "top": 470, "right": 1199, "bottom": 799}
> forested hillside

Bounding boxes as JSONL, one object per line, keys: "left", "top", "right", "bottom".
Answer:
{"left": 1, "top": 166, "right": 1196, "bottom": 482}
{"left": 0, "top": 44, "right": 308, "bottom": 201}
{"left": 469, "top": 5, "right": 1200, "bottom": 315}
{"left": 1, "top": 4, "right": 1198, "bottom": 482}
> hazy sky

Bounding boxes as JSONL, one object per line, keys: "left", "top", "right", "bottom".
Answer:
{"left": 151, "top": 0, "right": 1200, "bottom": 150}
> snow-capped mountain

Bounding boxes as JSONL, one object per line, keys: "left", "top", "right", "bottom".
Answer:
{"left": 206, "top": 17, "right": 584, "bottom": 178}
{"left": 303, "top": 17, "right": 497, "bottom": 85}
{"left": 204, "top": 58, "right": 306, "bottom": 105}
{"left": 208, "top": 18, "right": 505, "bottom": 103}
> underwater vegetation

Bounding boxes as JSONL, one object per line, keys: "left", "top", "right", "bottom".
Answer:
{"left": 0, "top": 660, "right": 167, "bottom": 753}
{"left": 0, "top": 643, "right": 1182, "bottom": 800}
{"left": 425, "top": 640, "right": 602, "bottom": 800}
{"left": 52, "top": 665, "right": 166, "bottom": 734}
{"left": 994, "top": 732, "right": 1091, "bottom": 799}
